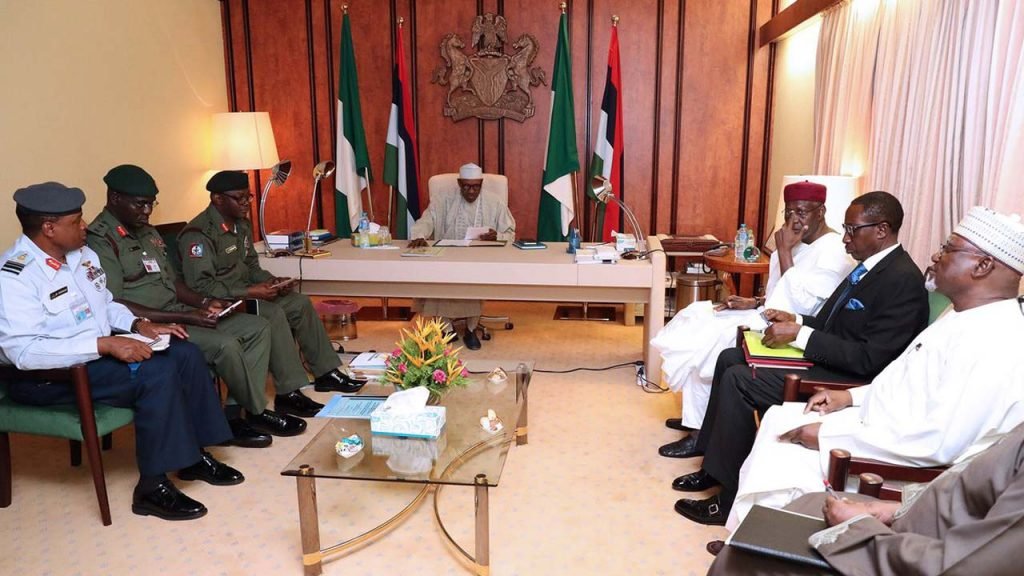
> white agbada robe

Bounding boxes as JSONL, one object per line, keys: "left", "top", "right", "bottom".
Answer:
{"left": 650, "top": 232, "right": 852, "bottom": 428}
{"left": 726, "top": 298, "right": 1024, "bottom": 530}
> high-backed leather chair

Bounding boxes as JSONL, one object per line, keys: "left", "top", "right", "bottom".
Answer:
{"left": 424, "top": 173, "right": 515, "bottom": 339}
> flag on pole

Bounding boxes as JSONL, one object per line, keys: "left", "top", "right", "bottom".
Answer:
{"left": 383, "top": 22, "right": 421, "bottom": 239}
{"left": 537, "top": 11, "right": 579, "bottom": 242}
{"left": 588, "top": 25, "right": 623, "bottom": 242}
{"left": 335, "top": 10, "right": 371, "bottom": 237}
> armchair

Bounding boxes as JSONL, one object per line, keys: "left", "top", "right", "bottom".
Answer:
{"left": 0, "top": 364, "right": 134, "bottom": 526}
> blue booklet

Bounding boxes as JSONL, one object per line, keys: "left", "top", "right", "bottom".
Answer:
{"left": 316, "top": 396, "right": 387, "bottom": 419}
{"left": 513, "top": 239, "right": 547, "bottom": 250}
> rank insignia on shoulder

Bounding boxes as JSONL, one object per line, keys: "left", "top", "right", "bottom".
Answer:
{"left": 1, "top": 260, "right": 25, "bottom": 275}
{"left": 189, "top": 243, "right": 204, "bottom": 258}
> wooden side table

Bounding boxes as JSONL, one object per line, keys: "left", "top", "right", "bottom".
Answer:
{"left": 704, "top": 252, "right": 770, "bottom": 297}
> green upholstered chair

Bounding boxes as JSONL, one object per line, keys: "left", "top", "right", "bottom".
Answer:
{"left": 0, "top": 364, "right": 134, "bottom": 526}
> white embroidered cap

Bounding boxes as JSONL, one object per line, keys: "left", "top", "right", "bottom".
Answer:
{"left": 953, "top": 206, "right": 1024, "bottom": 275}
{"left": 459, "top": 163, "right": 483, "bottom": 180}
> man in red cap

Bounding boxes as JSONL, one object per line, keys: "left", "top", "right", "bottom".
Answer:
{"left": 653, "top": 180, "right": 853, "bottom": 453}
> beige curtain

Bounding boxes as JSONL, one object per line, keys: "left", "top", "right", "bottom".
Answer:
{"left": 814, "top": 0, "right": 1024, "bottom": 267}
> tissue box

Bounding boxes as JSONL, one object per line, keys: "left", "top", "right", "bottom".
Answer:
{"left": 614, "top": 232, "right": 637, "bottom": 253}
{"left": 370, "top": 405, "right": 446, "bottom": 439}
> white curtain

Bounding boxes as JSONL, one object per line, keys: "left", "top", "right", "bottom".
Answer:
{"left": 814, "top": 0, "right": 1024, "bottom": 267}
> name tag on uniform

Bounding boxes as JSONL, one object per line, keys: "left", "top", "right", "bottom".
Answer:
{"left": 142, "top": 257, "right": 161, "bottom": 273}
{"left": 225, "top": 245, "right": 238, "bottom": 254}
{"left": 70, "top": 296, "right": 94, "bottom": 324}
{"left": 50, "top": 286, "right": 69, "bottom": 300}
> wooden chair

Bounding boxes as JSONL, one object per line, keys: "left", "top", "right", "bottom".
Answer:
{"left": 0, "top": 364, "right": 134, "bottom": 526}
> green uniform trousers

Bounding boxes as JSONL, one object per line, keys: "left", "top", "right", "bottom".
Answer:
{"left": 256, "top": 291, "right": 340, "bottom": 390}
{"left": 186, "top": 312, "right": 272, "bottom": 415}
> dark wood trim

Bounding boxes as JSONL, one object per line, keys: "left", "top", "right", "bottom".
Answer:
{"left": 649, "top": 0, "right": 664, "bottom": 232}
{"left": 241, "top": 0, "right": 255, "bottom": 112}
{"left": 305, "top": 0, "right": 324, "bottom": 227}
{"left": 220, "top": 0, "right": 238, "bottom": 112}
{"left": 497, "top": 0, "right": 505, "bottom": 174}
{"left": 583, "top": 0, "right": 594, "bottom": 240}
{"left": 477, "top": 0, "right": 485, "bottom": 167}
{"left": 758, "top": 0, "right": 840, "bottom": 47}
{"left": 755, "top": 0, "right": 780, "bottom": 245}
{"left": 669, "top": 0, "right": 686, "bottom": 235}
{"left": 410, "top": 0, "right": 420, "bottom": 164}
{"left": 737, "top": 0, "right": 757, "bottom": 229}
{"left": 326, "top": 0, "right": 337, "bottom": 159}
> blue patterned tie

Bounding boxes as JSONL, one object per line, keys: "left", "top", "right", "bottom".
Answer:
{"left": 825, "top": 263, "right": 867, "bottom": 326}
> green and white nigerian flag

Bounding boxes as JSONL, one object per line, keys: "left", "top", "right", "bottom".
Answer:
{"left": 537, "top": 12, "right": 579, "bottom": 241}
{"left": 335, "top": 12, "right": 371, "bottom": 237}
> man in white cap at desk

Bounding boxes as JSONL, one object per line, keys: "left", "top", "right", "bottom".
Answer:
{"left": 407, "top": 163, "right": 516, "bottom": 349}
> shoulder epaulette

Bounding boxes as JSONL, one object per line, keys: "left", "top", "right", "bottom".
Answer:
{"left": 1, "top": 251, "right": 33, "bottom": 275}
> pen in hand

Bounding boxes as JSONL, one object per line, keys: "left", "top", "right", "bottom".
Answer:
{"left": 823, "top": 479, "right": 840, "bottom": 500}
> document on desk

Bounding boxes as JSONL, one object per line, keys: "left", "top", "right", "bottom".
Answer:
{"left": 434, "top": 239, "right": 506, "bottom": 247}
{"left": 401, "top": 246, "right": 446, "bottom": 257}
{"left": 315, "top": 395, "right": 387, "bottom": 419}
{"left": 465, "top": 226, "right": 491, "bottom": 240}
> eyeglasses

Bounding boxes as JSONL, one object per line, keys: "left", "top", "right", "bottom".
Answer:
{"left": 221, "top": 193, "right": 254, "bottom": 205}
{"left": 126, "top": 198, "right": 158, "bottom": 211}
{"left": 781, "top": 206, "right": 821, "bottom": 219}
{"left": 937, "top": 241, "right": 989, "bottom": 258}
{"left": 842, "top": 221, "right": 887, "bottom": 236}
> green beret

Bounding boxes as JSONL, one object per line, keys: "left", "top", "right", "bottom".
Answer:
{"left": 104, "top": 164, "right": 158, "bottom": 197}
{"left": 206, "top": 171, "right": 249, "bottom": 194}
{"left": 14, "top": 182, "right": 86, "bottom": 215}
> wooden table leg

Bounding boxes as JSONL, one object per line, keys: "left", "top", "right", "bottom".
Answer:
{"left": 296, "top": 465, "right": 323, "bottom": 576}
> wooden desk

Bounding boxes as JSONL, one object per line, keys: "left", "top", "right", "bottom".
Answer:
{"left": 704, "top": 252, "right": 770, "bottom": 297}
{"left": 258, "top": 237, "right": 666, "bottom": 377}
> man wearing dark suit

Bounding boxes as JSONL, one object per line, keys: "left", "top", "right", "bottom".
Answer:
{"left": 670, "top": 191, "right": 930, "bottom": 525}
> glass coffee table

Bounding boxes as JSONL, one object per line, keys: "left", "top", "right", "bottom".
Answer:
{"left": 282, "top": 360, "right": 532, "bottom": 576}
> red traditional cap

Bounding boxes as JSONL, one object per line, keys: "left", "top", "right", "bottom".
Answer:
{"left": 783, "top": 181, "right": 827, "bottom": 203}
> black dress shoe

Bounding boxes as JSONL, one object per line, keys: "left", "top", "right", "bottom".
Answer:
{"left": 313, "top": 369, "right": 367, "bottom": 393}
{"left": 132, "top": 480, "right": 207, "bottom": 521}
{"left": 177, "top": 451, "right": 245, "bottom": 486}
{"left": 672, "top": 469, "right": 721, "bottom": 492}
{"left": 674, "top": 495, "right": 727, "bottom": 526}
{"left": 659, "top": 434, "right": 703, "bottom": 458}
{"left": 275, "top": 390, "right": 324, "bottom": 418}
{"left": 665, "top": 418, "right": 697, "bottom": 432}
{"left": 463, "top": 329, "right": 481, "bottom": 350}
{"left": 219, "top": 418, "right": 272, "bottom": 448}
{"left": 246, "top": 409, "right": 307, "bottom": 437}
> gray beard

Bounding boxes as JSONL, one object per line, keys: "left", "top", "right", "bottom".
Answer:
{"left": 924, "top": 271, "right": 937, "bottom": 292}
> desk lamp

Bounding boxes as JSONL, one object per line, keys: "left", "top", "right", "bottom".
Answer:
{"left": 591, "top": 175, "right": 647, "bottom": 257}
{"left": 258, "top": 160, "right": 292, "bottom": 256}
{"left": 295, "top": 160, "right": 336, "bottom": 258}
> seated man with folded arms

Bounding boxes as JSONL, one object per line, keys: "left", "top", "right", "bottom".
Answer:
{"left": 407, "top": 163, "right": 516, "bottom": 350}
{"left": 724, "top": 206, "right": 1024, "bottom": 530}
{"left": 708, "top": 419, "right": 1024, "bottom": 575}
{"left": 177, "top": 171, "right": 366, "bottom": 399}
{"left": 87, "top": 164, "right": 308, "bottom": 448}
{"left": 652, "top": 181, "right": 852, "bottom": 454}
{"left": 0, "top": 182, "right": 242, "bottom": 521}
{"left": 672, "top": 192, "right": 930, "bottom": 526}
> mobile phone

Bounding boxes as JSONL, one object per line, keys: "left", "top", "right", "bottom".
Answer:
{"left": 271, "top": 277, "right": 297, "bottom": 289}
{"left": 245, "top": 298, "right": 260, "bottom": 315}
{"left": 216, "top": 300, "right": 243, "bottom": 318}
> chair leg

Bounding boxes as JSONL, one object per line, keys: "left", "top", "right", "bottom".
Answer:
{"left": 70, "top": 440, "right": 82, "bottom": 467}
{"left": 70, "top": 364, "right": 112, "bottom": 526}
{"left": 102, "top": 433, "right": 113, "bottom": 451}
{"left": 1, "top": 431, "right": 11, "bottom": 507}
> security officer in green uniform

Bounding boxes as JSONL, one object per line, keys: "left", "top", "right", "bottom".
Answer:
{"left": 87, "top": 165, "right": 313, "bottom": 448}
{"left": 177, "top": 170, "right": 365, "bottom": 394}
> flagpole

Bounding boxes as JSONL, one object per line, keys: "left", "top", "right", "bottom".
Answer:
{"left": 363, "top": 167, "right": 374, "bottom": 222}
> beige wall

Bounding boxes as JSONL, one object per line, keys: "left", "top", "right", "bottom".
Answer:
{"left": 764, "top": 9, "right": 820, "bottom": 232}
{"left": 0, "top": 0, "right": 227, "bottom": 247}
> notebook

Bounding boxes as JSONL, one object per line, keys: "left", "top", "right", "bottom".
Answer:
{"left": 726, "top": 505, "right": 832, "bottom": 569}
{"left": 513, "top": 239, "right": 547, "bottom": 250}
{"left": 742, "top": 331, "right": 814, "bottom": 370}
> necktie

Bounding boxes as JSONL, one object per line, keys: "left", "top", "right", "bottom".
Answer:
{"left": 825, "top": 263, "right": 868, "bottom": 326}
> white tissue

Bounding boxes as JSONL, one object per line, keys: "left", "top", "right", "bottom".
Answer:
{"left": 379, "top": 386, "right": 429, "bottom": 415}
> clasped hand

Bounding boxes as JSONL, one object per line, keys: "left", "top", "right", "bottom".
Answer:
{"left": 760, "top": 309, "right": 799, "bottom": 347}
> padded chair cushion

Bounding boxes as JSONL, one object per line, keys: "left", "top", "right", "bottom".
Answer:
{"left": 927, "top": 291, "right": 952, "bottom": 324}
{"left": 0, "top": 382, "right": 133, "bottom": 439}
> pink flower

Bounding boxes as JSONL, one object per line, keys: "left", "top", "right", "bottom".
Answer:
{"left": 391, "top": 349, "right": 402, "bottom": 357}
{"left": 399, "top": 362, "right": 407, "bottom": 374}
{"left": 432, "top": 369, "right": 447, "bottom": 383}
{"left": 461, "top": 368, "right": 469, "bottom": 377}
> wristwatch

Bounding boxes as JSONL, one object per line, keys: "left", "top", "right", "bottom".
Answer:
{"left": 130, "top": 317, "right": 149, "bottom": 333}
{"left": 754, "top": 296, "right": 766, "bottom": 307}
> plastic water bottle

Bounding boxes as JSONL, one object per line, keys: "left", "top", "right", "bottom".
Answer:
{"left": 566, "top": 227, "right": 581, "bottom": 254}
{"left": 734, "top": 224, "right": 749, "bottom": 260}
{"left": 744, "top": 228, "right": 759, "bottom": 262}
{"left": 356, "top": 212, "right": 370, "bottom": 248}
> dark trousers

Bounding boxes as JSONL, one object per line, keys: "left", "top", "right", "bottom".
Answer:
{"left": 8, "top": 341, "right": 231, "bottom": 477}
{"left": 695, "top": 347, "right": 789, "bottom": 510}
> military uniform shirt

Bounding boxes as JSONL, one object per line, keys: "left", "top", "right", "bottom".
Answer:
{"left": 86, "top": 208, "right": 179, "bottom": 311}
{"left": 178, "top": 205, "right": 272, "bottom": 299}
{"left": 0, "top": 235, "right": 136, "bottom": 369}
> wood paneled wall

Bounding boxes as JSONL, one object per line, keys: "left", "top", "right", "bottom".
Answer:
{"left": 220, "top": 0, "right": 777, "bottom": 243}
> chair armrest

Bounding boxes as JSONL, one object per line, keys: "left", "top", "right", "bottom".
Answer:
{"left": 782, "top": 373, "right": 869, "bottom": 402}
{"left": 0, "top": 364, "right": 81, "bottom": 382}
{"left": 0, "top": 363, "right": 96, "bottom": 421}
{"left": 735, "top": 325, "right": 750, "bottom": 347}
{"left": 829, "top": 448, "right": 947, "bottom": 501}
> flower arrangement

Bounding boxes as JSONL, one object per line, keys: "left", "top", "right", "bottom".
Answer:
{"left": 383, "top": 317, "right": 470, "bottom": 397}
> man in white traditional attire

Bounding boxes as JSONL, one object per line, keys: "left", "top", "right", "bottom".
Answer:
{"left": 408, "top": 163, "right": 515, "bottom": 350}
{"left": 652, "top": 181, "right": 853, "bottom": 457}
{"left": 725, "top": 206, "right": 1024, "bottom": 531}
